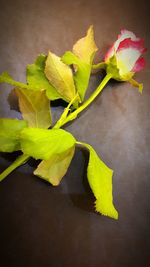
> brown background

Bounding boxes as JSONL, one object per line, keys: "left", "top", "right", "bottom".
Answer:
{"left": 0, "top": 0, "right": 150, "bottom": 266}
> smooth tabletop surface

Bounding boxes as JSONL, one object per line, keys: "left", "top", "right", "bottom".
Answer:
{"left": 0, "top": 0, "right": 150, "bottom": 266}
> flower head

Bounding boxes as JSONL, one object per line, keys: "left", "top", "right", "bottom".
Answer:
{"left": 105, "top": 30, "right": 146, "bottom": 84}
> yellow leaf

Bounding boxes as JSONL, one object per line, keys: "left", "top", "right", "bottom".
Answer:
{"left": 15, "top": 88, "right": 51, "bottom": 128}
{"left": 34, "top": 147, "right": 75, "bottom": 186}
{"left": 45, "top": 51, "right": 76, "bottom": 102}
{"left": 73, "top": 25, "right": 98, "bottom": 64}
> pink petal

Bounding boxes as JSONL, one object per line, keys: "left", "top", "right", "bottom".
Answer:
{"left": 120, "top": 29, "right": 138, "bottom": 41}
{"left": 105, "top": 30, "right": 140, "bottom": 62}
{"left": 104, "top": 45, "right": 115, "bottom": 62}
{"left": 117, "top": 38, "right": 146, "bottom": 53}
{"left": 132, "top": 57, "right": 146, "bottom": 72}
{"left": 104, "top": 30, "right": 146, "bottom": 64}
{"left": 116, "top": 48, "right": 141, "bottom": 73}
{"left": 104, "top": 29, "right": 136, "bottom": 62}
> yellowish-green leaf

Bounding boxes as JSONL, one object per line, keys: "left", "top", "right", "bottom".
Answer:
{"left": 62, "top": 51, "right": 91, "bottom": 101}
{"left": 34, "top": 146, "right": 75, "bottom": 186}
{"left": 15, "top": 88, "right": 51, "bottom": 128}
{"left": 20, "top": 128, "right": 76, "bottom": 160}
{"left": 0, "top": 118, "right": 27, "bottom": 152}
{"left": 61, "top": 26, "right": 98, "bottom": 101}
{"left": 0, "top": 67, "right": 60, "bottom": 103}
{"left": 0, "top": 72, "right": 31, "bottom": 89}
{"left": 26, "top": 54, "right": 61, "bottom": 100}
{"left": 79, "top": 142, "right": 118, "bottom": 220}
{"left": 73, "top": 25, "right": 98, "bottom": 64}
{"left": 45, "top": 51, "right": 76, "bottom": 103}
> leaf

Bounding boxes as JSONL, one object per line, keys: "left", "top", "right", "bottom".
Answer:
{"left": 0, "top": 57, "right": 62, "bottom": 101}
{"left": 0, "top": 118, "right": 27, "bottom": 152}
{"left": 26, "top": 54, "right": 61, "bottom": 100}
{"left": 15, "top": 88, "right": 52, "bottom": 128}
{"left": 80, "top": 142, "right": 118, "bottom": 219}
{"left": 34, "top": 146, "right": 75, "bottom": 186}
{"left": 45, "top": 51, "right": 76, "bottom": 103}
{"left": 62, "top": 26, "right": 98, "bottom": 101}
{"left": 20, "top": 128, "right": 76, "bottom": 160}
{"left": 0, "top": 72, "right": 31, "bottom": 89}
{"left": 73, "top": 25, "right": 98, "bottom": 64}
{"left": 62, "top": 51, "right": 91, "bottom": 101}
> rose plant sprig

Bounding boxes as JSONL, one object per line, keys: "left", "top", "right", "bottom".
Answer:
{"left": 0, "top": 26, "right": 146, "bottom": 220}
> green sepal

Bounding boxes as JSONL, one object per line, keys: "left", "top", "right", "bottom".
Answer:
{"left": 106, "top": 55, "right": 134, "bottom": 81}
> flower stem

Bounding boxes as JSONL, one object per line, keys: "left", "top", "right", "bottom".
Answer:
{"left": 92, "top": 62, "right": 106, "bottom": 70}
{"left": 0, "top": 154, "right": 30, "bottom": 182}
{"left": 60, "top": 73, "right": 112, "bottom": 127}
{"left": 53, "top": 93, "right": 79, "bottom": 129}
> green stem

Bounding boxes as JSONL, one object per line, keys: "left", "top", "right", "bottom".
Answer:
{"left": 0, "top": 154, "right": 29, "bottom": 182}
{"left": 53, "top": 93, "right": 79, "bottom": 129}
{"left": 92, "top": 62, "right": 106, "bottom": 70}
{"left": 76, "top": 141, "right": 83, "bottom": 145}
{"left": 60, "top": 73, "right": 112, "bottom": 127}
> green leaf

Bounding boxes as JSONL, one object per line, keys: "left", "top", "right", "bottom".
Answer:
{"left": 34, "top": 146, "right": 75, "bottom": 186}
{"left": 0, "top": 118, "right": 28, "bottom": 152}
{"left": 44, "top": 51, "right": 76, "bottom": 103}
{"left": 0, "top": 72, "right": 31, "bottom": 89}
{"left": 62, "top": 51, "right": 91, "bottom": 101}
{"left": 0, "top": 57, "right": 62, "bottom": 101}
{"left": 20, "top": 128, "right": 76, "bottom": 160}
{"left": 73, "top": 25, "right": 98, "bottom": 64}
{"left": 62, "top": 26, "right": 98, "bottom": 101}
{"left": 26, "top": 54, "right": 61, "bottom": 100}
{"left": 79, "top": 142, "right": 118, "bottom": 219}
{"left": 15, "top": 88, "right": 52, "bottom": 128}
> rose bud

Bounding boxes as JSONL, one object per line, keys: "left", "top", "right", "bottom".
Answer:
{"left": 105, "top": 30, "right": 146, "bottom": 92}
